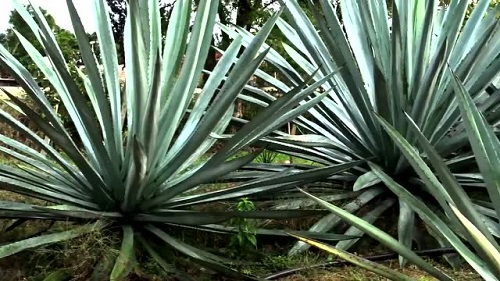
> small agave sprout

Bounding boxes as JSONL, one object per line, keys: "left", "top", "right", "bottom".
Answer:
{"left": 0, "top": 0, "right": 352, "bottom": 279}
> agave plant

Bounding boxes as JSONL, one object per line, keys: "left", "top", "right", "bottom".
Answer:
{"left": 371, "top": 73, "right": 500, "bottom": 280}
{"left": 308, "top": 73, "right": 500, "bottom": 281}
{"left": 221, "top": 0, "right": 500, "bottom": 257}
{"left": 0, "top": 0, "right": 359, "bottom": 279}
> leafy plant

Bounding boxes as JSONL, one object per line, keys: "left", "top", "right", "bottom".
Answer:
{"left": 222, "top": 0, "right": 500, "bottom": 257}
{"left": 230, "top": 198, "right": 258, "bottom": 252}
{"left": 256, "top": 149, "right": 279, "bottom": 163}
{"left": 0, "top": 0, "right": 356, "bottom": 279}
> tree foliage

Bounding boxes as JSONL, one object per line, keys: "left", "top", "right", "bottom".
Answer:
{"left": 105, "top": 0, "right": 174, "bottom": 64}
{"left": 4, "top": 6, "right": 79, "bottom": 72}
{"left": 2, "top": 5, "right": 83, "bottom": 139}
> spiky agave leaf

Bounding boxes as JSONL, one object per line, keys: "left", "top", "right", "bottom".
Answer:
{"left": 292, "top": 189, "right": 453, "bottom": 281}
{"left": 0, "top": 0, "right": 357, "bottom": 278}
{"left": 221, "top": 0, "right": 500, "bottom": 256}
{"left": 289, "top": 232, "right": 416, "bottom": 281}
{"left": 369, "top": 72, "right": 500, "bottom": 279}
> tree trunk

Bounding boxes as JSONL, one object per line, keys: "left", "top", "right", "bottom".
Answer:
{"left": 203, "top": 37, "right": 217, "bottom": 86}
{"left": 231, "top": 0, "right": 253, "bottom": 130}
{"left": 235, "top": 0, "right": 252, "bottom": 31}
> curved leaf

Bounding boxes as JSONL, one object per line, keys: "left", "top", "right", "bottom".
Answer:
{"left": 353, "top": 171, "right": 381, "bottom": 191}
{"left": 298, "top": 188, "right": 453, "bottom": 281}
{"left": 110, "top": 225, "right": 135, "bottom": 281}
{"left": 0, "top": 221, "right": 105, "bottom": 259}
{"left": 289, "top": 233, "right": 416, "bottom": 281}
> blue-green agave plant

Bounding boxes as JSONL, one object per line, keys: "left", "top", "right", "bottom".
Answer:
{"left": 286, "top": 74, "right": 500, "bottom": 281}
{"left": 305, "top": 72, "right": 500, "bottom": 281}
{"left": 221, "top": 0, "right": 500, "bottom": 263}
{"left": 0, "top": 0, "right": 359, "bottom": 279}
